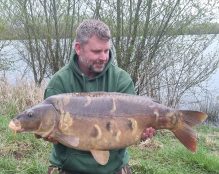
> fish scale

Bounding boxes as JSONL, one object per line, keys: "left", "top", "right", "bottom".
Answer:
{"left": 9, "top": 92, "right": 208, "bottom": 165}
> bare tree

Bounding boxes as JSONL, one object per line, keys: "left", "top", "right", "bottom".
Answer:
{"left": 5, "top": 0, "right": 80, "bottom": 85}
{"left": 2, "top": 0, "right": 219, "bottom": 109}
{"left": 85, "top": 0, "right": 219, "bottom": 107}
{"left": 150, "top": 35, "right": 219, "bottom": 107}
{"left": 184, "top": 88, "right": 219, "bottom": 124}
{"left": 0, "top": 1, "right": 11, "bottom": 73}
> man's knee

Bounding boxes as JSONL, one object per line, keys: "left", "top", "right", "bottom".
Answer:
{"left": 48, "top": 166, "right": 72, "bottom": 174}
{"left": 48, "top": 166, "right": 59, "bottom": 174}
{"left": 48, "top": 164, "right": 132, "bottom": 174}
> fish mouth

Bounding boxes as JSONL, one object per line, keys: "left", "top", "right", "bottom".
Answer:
{"left": 8, "top": 120, "right": 23, "bottom": 132}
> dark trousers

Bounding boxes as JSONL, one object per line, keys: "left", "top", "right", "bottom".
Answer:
{"left": 48, "top": 164, "right": 132, "bottom": 174}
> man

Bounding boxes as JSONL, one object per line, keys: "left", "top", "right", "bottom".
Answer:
{"left": 43, "top": 19, "right": 155, "bottom": 174}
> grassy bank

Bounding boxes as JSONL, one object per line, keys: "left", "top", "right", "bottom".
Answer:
{"left": 0, "top": 115, "right": 50, "bottom": 174}
{"left": 0, "top": 80, "right": 219, "bottom": 174}
{"left": 129, "top": 126, "right": 219, "bottom": 174}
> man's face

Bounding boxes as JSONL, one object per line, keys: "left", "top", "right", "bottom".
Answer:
{"left": 75, "top": 36, "right": 110, "bottom": 75}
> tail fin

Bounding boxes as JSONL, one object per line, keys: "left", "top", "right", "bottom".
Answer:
{"left": 172, "top": 111, "right": 207, "bottom": 152}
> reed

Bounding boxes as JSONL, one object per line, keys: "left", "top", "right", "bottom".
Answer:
{"left": 0, "top": 78, "right": 45, "bottom": 117}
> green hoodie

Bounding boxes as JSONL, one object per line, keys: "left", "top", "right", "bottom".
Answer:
{"left": 44, "top": 51, "right": 135, "bottom": 174}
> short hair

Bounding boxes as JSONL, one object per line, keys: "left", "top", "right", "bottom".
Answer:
{"left": 75, "top": 19, "right": 111, "bottom": 44}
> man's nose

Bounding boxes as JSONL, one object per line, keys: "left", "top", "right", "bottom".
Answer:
{"left": 99, "top": 52, "right": 108, "bottom": 61}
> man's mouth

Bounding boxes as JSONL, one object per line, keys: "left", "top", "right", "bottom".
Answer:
{"left": 95, "top": 63, "right": 105, "bottom": 67}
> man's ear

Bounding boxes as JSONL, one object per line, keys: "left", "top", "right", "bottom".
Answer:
{"left": 74, "top": 42, "right": 81, "bottom": 55}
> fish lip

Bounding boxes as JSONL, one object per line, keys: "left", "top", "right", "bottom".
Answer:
{"left": 8, "top": 120, "right": 23, "bottom": 132}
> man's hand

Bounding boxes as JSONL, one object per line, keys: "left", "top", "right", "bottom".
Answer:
{"left": 141, "top": 127, "right": 156, "bottom": 141}
{"left": 34, "top": 134, "right": 59, "bottom": 144}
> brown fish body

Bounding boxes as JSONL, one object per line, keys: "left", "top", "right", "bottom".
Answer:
{"left": 9, "top": 92, "right": 207, "bottom": 165}
{"left": 45, "top": 92, "right": 177, "bottom": 149}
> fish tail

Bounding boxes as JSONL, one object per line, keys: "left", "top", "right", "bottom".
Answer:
{"left": 172, "top": 111, "right": 207, "bottom": 152}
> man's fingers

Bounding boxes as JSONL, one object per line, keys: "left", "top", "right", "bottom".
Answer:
{"left": 35, "top": 134, "right": 58, "bottom": 144}
{"left": 45, "top": 136, "right": 59, "bottom": 144}
{"left": 141, "top": 127, "right": 156, "bottom": 141}
{"left": 148, "top": 127, "right": 156, "bottom": 136}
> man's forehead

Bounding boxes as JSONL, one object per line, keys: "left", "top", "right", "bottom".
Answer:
{"left": 85, "top": 37, "right": 111, "bottom": 48}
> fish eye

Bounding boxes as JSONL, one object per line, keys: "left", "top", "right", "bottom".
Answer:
{"left": 27, "top": 112, "right": 33, "bottom": 118}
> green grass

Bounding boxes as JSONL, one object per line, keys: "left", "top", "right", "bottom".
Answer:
{"left": 0, "top": 116, "right": 50, "bottom": 174}
{"left": 1, "top": 114, "right": 219, "bottom": 174}
{"left": 129, "top": 127, "right": 219, "bottom": 174}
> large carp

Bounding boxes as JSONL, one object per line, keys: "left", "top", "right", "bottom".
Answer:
{"left": 9, "top": 92, "right": 207, "bottom": 165}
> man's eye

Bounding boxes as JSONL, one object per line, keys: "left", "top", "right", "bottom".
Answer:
{"left": 104, "top": 50, "right": 109, "bottom": 54}
{"left": 93, "top": 50, "right": 101, "bottom": 54}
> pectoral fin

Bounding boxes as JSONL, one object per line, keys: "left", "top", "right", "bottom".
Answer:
{"left": 55, "top": 133, "right": 80, "bottom": 148}
{"left": 90, "top": 150, "right": 110, "bottom": 165}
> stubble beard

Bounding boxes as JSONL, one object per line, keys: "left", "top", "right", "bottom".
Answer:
{"left": 80, "top": 56, "right": 107, "bottom": 74}
{"left": 89, "top": 60, "right": 106, "bottom": 73}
